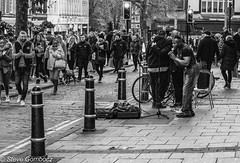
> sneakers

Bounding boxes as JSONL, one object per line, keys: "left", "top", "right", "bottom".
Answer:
{"left": 5, "top": 95, "right": 10, "bottom": 102}
{"left": 17, "top": 95, "right": 21, "bottom": 103}
{"left": 20, "top": 100, "right": 25, "bottom": 107}
{"left": 176, "top": 111, "right": 195, "bottom": 118}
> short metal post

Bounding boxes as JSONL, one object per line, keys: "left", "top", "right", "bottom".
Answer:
{"left": 31, "top": 86, "right": 46, "bottom": 157}
{"left": 118, "top": 68, "right": 127, "bottom": 101}
{"left": 83, "top": 75, "right": 96, "bottom": 132}
{"left": 141, "top": 62, "right": 149, "bottom": 102}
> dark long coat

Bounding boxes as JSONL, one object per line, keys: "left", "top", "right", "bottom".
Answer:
{"left": 219, "top": 40, "right": 238, "bottom": 71}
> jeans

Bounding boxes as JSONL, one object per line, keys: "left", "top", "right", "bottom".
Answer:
{"left": 181, "top": 64, "right": 200, "bottom": 112}
{"left": 35, "top": 56, "right": 46, "bottom": 78}
{"left": 0, "top": 68, "right": 12, "bottom": 96}
{"left": 95, "top": 63, "right": 104, "bottom": 80}
{"left": 15, "top": 67, "right": 31, "bottom": 101}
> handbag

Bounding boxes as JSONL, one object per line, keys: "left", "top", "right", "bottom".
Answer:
{"left": 108, "top": 58, "right": 114, "bottom": 68}
{"left": 54, "top": 59, "right": 66, "bottom": 70}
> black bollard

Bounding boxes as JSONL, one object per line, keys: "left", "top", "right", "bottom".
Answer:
{"left": 118, "top": 68, "right": 127, "bottom": 101}
{"left": 83, "top": 75, "right": 96, "bottom": 132}
{"left": 141, "top": 62, "right": 149, "bottom": 102}
{"left": 30, "top": 86, "right": 46, "bottom": 157}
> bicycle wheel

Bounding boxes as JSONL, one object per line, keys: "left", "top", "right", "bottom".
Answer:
{"left": 132, "top": 75, "right": 152, "bottom": 103}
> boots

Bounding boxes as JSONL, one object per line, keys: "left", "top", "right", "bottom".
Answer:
{"left": 51, "top": 79, "right": 58, "bottom": 95}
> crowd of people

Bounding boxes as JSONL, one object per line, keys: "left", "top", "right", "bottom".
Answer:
{"left": 0, "top": 29, "right": 142, "bottom": 106}
{"left": 0, "top": 27, "right": 239, "bottom": 117}
{"left": 146, "top": 28, "right": 240, "bottom": 118}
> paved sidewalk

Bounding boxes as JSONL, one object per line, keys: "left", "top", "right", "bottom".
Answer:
{"left": 3, "top": 65, "right": 240, "bottom": 163}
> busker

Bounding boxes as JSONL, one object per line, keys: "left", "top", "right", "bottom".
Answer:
{"left": 169, "top": 35, "right": 200, "bottom": 118}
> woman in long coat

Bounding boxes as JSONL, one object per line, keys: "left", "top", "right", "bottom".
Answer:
{"left": 219, "top": 35, "right": 238, "bottom": 89}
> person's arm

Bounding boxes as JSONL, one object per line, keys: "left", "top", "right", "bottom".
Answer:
{"left": 22, "top": 43, "right": 35, "bottom": 58}
{"left": 12, "top": 43, "right": 22, "bottom": 59}
{"left": 196, "top": 40, "right": 203, "bottom": 62}
{"left": 2, "top": 48, "right": 13, "bottom": 62}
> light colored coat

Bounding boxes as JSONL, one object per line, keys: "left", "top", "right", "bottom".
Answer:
{"left": 45, "top": 45, "right": 65, "bottom": 70}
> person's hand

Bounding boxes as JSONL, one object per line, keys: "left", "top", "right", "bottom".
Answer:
{"left": 151, "top": 42, "right": 156, "bottom": 47}
{"left": 168, "top": 51, "right": 176, "bottom": 60}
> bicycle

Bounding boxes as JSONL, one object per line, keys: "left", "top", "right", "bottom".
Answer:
{"left": 131, "top": 63, "right": 174, "bottom": 104}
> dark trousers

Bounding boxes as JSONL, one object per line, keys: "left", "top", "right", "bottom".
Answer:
{"left": 113, "top": 58, "right": 123, "bottom": 72}
{"left": 221, "top": 70, "right": 232, "bottom": 84}
{"left": 172, "top": 68, "right": 184, "bottom": 104}
{"left": 35, "top": 56, "right": 46, "bottom": 78}
{"left": 15, "top": 67, "right": 30, "bottom": 101}
{"left": 132, "top": 53, "right": 138, "bottom": 69}
{"left": 77, "top": 59, "right": 88, "bottom": 80}
{"left": 149, "top": 70, "right": 169, "bottom": 104}
{"left": 67, "top": 53, "right": 75, "bottom": 70}
{"left": 96, "top": 63, "right": 104, "bottom": 80}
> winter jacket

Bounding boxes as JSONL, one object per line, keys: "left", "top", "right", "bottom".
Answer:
{"left": 0, "top": 42, "right": 12, "bottom": 71}
{"left": 96, "top": 41, "right": 108, "bottom": 64}
{"left": 146, "top": 36, "right": 172, "bottom": 68}
{"left": 75, "top": 41, "right": 91, "bottom": 61}
{"left": 45, "top": 45, "right": 65, "bottom": 71}
{"left": 130, "top": 40, "right": 141, "bottom": 54}
{"left": 111, "top": 39, "right": 127, "bottom": 59}
{"left": 233, "top": 33, "right": 240, "bottom": 53}
{"left": 196, "top": 36, "right": 219, "bottom": 63}
{"left": 219, "top": 40, "right": 238, "bottom": 71}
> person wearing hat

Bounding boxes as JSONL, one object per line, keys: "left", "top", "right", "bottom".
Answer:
{"left": 196, "top": 30, "right": 219, "bottom": 70}
{"left": 12, "top": 31, "right": 34, "bottom": 106}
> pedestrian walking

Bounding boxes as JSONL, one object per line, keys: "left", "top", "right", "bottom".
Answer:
{"left": 75, "top": 34, "right": 92, "bottom": 82}
{"left": 111, "top": 33, "right": 127, "bottom": 75}
{"left": 33, "top": 33, "right": 47, "bottom": 84}
{"left": 12, "top": 31, "right": 35, "bottom": 106}
{"left": 0, "top": 36, "right": 13, "bottom": 104}
{"left": 45, "top": 38, "right": 65, "bottom": 95}
{"left": 196, "top": 30, "right": 219, "bottom": 70}
{"left": 66, "top": 35, "right": 77, "bottom": 71}
{"left": 130, "top": 35, "right": 141, "bottom": 72}
{"left": 218, "top": 35, "right": 238, "bottom": 89}
{"left": 233, "top": 28, "right": 240, "bottom": 72}
{"left": 96, "top": 33, "right": 108, "bottom": 83}
{"left": 169, "top": 35, "right": 200, "bottom": 118}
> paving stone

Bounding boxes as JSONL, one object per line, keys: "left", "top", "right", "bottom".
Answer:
{"left": 104, "top": 153, "right": 140, "bottom": 159}
{"left": 217, "top": 158, "right": 240, "bottom": 163}
{"left": 182, "top": 158, "right": 216, "bottom": 163}
{"left": 170, "top": 153, "right": 203, "bottom": 159}
{"left": 137, "top": 153, "right": 171, "bottom": 159}
{"left": 57, "top": 158, "right": 85, "bottom": 163}
{"left": 115, "top": 158, "right": 150, "bottom": 163}
{"left": 202, "top": 152, "right": 235, "bottom": 158}
{"left": 48, "top": 153, "right": 78, "bottom": 159}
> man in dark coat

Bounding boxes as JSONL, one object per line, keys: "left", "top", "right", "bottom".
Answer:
{"left": 196, "top": 30, "right": 219, "bottom": 70}
{"left": 75, "top": 34, "right": 91, "bottom": 82}
{"left": 233, "top": 28, "right": 240, "bottom": 71}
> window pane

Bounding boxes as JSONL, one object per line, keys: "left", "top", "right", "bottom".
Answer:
{"left": 219, "top": 2, "right": 223, "bottom": 12}
{"left": 213, "top": 2, "right": 217, "bottom": 12}
{"left": 202, "top": 1, "right": 206, "bottom": 12}
{"left": 208, "top": 2, "right": 212, "bottom": 12}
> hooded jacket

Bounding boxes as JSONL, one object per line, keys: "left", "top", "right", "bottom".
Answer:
{"left": 219, "top": 39, "right": 238, "bottom": 71}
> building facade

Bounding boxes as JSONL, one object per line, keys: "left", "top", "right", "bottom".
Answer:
{"left": 47, "top": 0, "right": 89, "bottom": 35}
{"left": 151, "top": 0, "right": 240, "bottom": 35}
